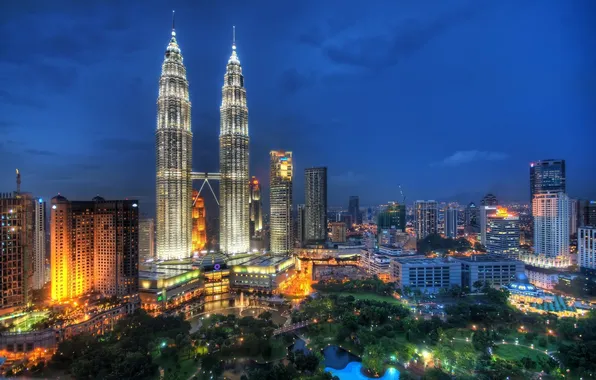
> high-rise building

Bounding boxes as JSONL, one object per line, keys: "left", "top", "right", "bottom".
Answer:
{"left": 578, "top": 200, "right": 596, "bottom": 227}
{"left": 486, "top": 207, "right": 520, "bottom": 257}
{"left": 348, "top": 196, "right": 362, "bottom": 225}
{"left": 533, "top": 192, "right": 570, "bottom": 257}
{"left": 569, "top": 198, "right": 578, "bottom": 236}
{"left": 530, "top": 159, "right": 566, "bottom": 203}
{"left": 377, "top": 202, "right": 406, "bottom": 232}
{"left": 156, "top": 21, "right": 192, "bottom": 260}
{"left": 296, "top": 204, "right": 306, "bottom": 247}
{"left": 139, "top": 218, "right": 155, "bottom": 262}
{"left": 51, "top": 196, "right": 139, "bottom": 301}
{"left": 270, "top": 151, "right": 293, "bottom": 255}
{"left": 464, "top": 202, "right": 479, "bottom": 229}
{"left": 32, "top": 198, "right": 46, "bottom": 290}
{"left": 414, "top": 200, "right": 438, "bottom": 239}
{"left": 191, "top": 191, "right": 207, "bottom": 253}
{"left": 219, "top": 30, "right": 250, "bottom": 255}
{"left": 330, "top": 222, "right": 347, "bottom": 243}
{"left": 305, "top": 167, "right": 328, "bottom": 244}
{"left": 93, "top": 198, "right": 139, "bottom": 297}
{"left": 479, "top": 205, "right": 498, "bottom": 245}
{"left": 0, "top": 189, "right": 34, "bottom": 311}
{"left": 481, "top": 193, "right": 498, "bottom": 206}
{"left": 249, "top": 177, "right": 263, "bottom": 237}
{"left": 445, "top": 206, "right": 458, "bottom": 238}
{"left": 578, "top": 227, "right": 596, "bottom": 270}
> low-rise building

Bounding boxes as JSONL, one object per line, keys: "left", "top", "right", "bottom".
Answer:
{"left": 524, "top": 266, "right": 561, "bottom": 290}
{"left": 392, "top": 258, "right": 461, "bottom": 294}
{"left": 454, "top": 254, "right": 524, "bottom": 289}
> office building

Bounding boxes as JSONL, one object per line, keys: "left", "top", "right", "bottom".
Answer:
{"left": 249, "top": 177, "right": 263, "bottom": 236}
{"left": 0, "top": 187, "right": 34, "bottom": 311}
{"left": 348, "top": 196, "right": 362, "bottom": 225}
{"left": 481, "top": 194, "right": 498, "bottom": 206}
{"left": 330, "top": 222, "right": 347, "bottom": 243}
{"left": 296, "top": 204, "right": 306, "bottom": 247}
{"left": 51, "top": 196, "right": 139, "bottom": 301}
{"left": 270, "top": 151, "right": 293, "bottom": 255}
{"left": 486, "top": 207, "right": 520, "bottom": 257}
{"left": 305, "top": 167, "right": 327, "bottom": 244}
{"left": 156, "top": 22, "right": 193, "bottom": 260}
{"left": 479, "top": 205, "right": 498, "bottom": 245}
{"left": 578, "top": 200, "right": 596, "bottom": 227}
{"left": 530, "top": 159, "right": 566, "bottom": 203}
{"left": 414, "top": 200, "right": 438, "bottom": 239}
{"left": 578, "top": 227, "right": 596, "bottom": 270}
{"left": 445, "top": 206, "right": 458, "bottom": 238}
{"left": 533, "top": 192, "right": 570, "bottom": 257}
{"left": 219, "top": 33, "right": 250, "bottom": 255}
{"left": 569, "top": 198, "right": 578, "bottom": 236}
{"left": 454, "top": 255, "right": 524, "bottom": 289}
{"left": 377, "top": 202, "right": 406, "bottom": 232}
{"left": 32, "top": 198, "right": 46, "bottom": 290}
{"left": 139, "top": 218, "right": 155, "bottom": 262}
{"left": 464, "top": 202, "right": 479, "bottom": 230}
{"left": 392, "top": 258, "right": 461, "bottom": 294}
{"left": 191, "top": 191, "right": 207, "bottom": 253}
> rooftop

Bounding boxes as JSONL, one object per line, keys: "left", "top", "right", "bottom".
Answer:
{"left": 454, "top": 254, "right": 521, "bottom": 263}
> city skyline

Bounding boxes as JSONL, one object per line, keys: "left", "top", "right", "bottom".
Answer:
{"left": 1, "top": 1, "right": 594, "bottom": 215}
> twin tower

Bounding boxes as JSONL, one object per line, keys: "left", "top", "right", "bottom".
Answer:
{"left": 156, "top": 20, "right": 249, "bottom": 260}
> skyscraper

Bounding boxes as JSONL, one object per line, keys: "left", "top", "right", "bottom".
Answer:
{"left": 191, "top": 191, "right": 207, "bottom": 253}
{"left": 533, "top": 192, "right": 570, "bottom": 257}
{"left": 464, "top": 202, "right": 479, "bottom": 230}
{"left": 269, "top": 151, "right": 293, "bottom": 254}
{"left": 296, "top": 204, "right": 306, "bottom": 247}
{"left": 219, "top": 29, "right": 250, "bottom": 255}
{"left": 139, "top": 218, "right": 155, "bottom": 262}
{"left": 486, "top": 207, "right": 520, "bottom": 257}
{"left": 330, "top": 222, "right": 347, "bottom": 243}
{"left": 348, "top": 196, "right": 362, "bottom": 225}
{"left": 249, "top": 177, "right": 263, "bottom": 237}
{"left": 414, "top": 200, "right": 438, "bottom": 239}
{"left": 569, "top": 198, "right": 578, "bottom": 236}
{"left": 377, "top": 202, "right": 406, "bottom": 232}
{"left": 32, "top": 198, "right": 46, "bottom": 290}
{"left": 0, "top": 189, "right": 34, "bottom": 310}
{"left": 445, "top": 206, "right": 458, "bottom": 238}
{"left": 51, "top": 196, "right": 139, "bottom": 301}
{"left": 578, "top": 200, "right": 596, "bottom": 227}
{"left": 578, "top": 227, "right": 596, "bottom": 270}
{"left": 305, "top": 167, "right": 328, "bottom": 244}
{"left": 530, "top": 159, "right": 566, "bottom": 202}
{"left": 479, "top": 205, "right": 498, "bottom": 245}
{"left": 156, "top": 19, "right": 192, "bottom": 260}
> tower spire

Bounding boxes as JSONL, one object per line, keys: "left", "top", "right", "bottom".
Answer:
{"left": 232, "top": 25, "right": 236, "bottom": 50}
{"left": 172, "top": 10, "right": 176, "bottom": 36}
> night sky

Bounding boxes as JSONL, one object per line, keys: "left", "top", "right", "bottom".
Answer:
{"left": 1, "top": 0, "right": 594, "bottom": 217}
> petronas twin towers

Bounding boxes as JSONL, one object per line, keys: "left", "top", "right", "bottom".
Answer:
{"left": 156, "top": 19, "right": 249, "bottom": 260}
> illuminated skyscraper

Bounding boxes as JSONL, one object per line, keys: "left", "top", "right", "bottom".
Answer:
{"left": 270, "top": 151, "right": 293, "bottom": 254}
{"left": 486, "top": 207, "right": 520, "bottom": 257}
{"left": 192, "top": 190, "right": 207, "bottom": 253}
{"left": 533, "top": 192, "right": 570, "bottom": 257}
{"left": 414, "top": 200, "right": 438, "bottom": 239}
{"left": 156, "top": 16, "right": 193, "bottom": 260}
{"left": 530, "top": 159, "right": 566, "bottom": 203}
{"left": 51, "top": 196, "right": 139, "bottom": 301}
{"left": 219, "top": 29, "right": 250, "bottom": 255}
{"left": 249, "top": 177, "right": 263, "bottom": 237}
{"left": 305, "top": 167, "right": 327, "bottom": 244}
{"left": 32, "top": 198, "right": 46, "bottom": 290}
{"left": 139, "top": 218, "right": 155, "bottom": 262}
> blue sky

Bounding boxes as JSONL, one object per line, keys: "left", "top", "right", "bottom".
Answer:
{"left": 0, "top": 0, "right": 594, "bottom": 216}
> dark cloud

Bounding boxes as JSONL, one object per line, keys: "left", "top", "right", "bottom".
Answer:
{"left": 324, "top": 2, "right": 489, "bottom": 71}
{"left": 278, "top": 69, "right": 317, "bottom": 95}
{"left": 96, "top": 138, "right": 153, "bottom": 152}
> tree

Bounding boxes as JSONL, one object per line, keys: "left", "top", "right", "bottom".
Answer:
{"left": 472, "top": 280, "right": 483, "bottom": 293}
{"left": 520, "top": 356, "right": 536, "bottom": 370}
{"left": 362, "top": 344, "right": 385, "bottom": 376}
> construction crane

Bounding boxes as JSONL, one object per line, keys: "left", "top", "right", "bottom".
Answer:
{"left": 398, "top": 184, "right": 406, "bottom": 205}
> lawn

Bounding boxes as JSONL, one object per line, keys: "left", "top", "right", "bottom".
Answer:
{"left": 322, "top": 292, "right": 403, "bottom": 306}
{"left": 493, "top": 343, "right": 551, "bottom": 362}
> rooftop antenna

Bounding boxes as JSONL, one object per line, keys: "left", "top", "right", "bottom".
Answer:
{"left": 232, "top": 25, "right": 236, "bottom": 50}
{"left": 16, "top": 169, "right": 21, "bottom": 194}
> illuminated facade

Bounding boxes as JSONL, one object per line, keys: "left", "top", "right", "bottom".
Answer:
{"left": 578, "top": 227, "right": 596, "bottom": 270}
{"left": 51, "top": 196, "right": 139, "bottom": 301}
{"left": 533, "top": 192, "right": 570, "bottom": 257}
{"left": 269, "top": 151, "right": 293, "bottom": 255}
{"left": 249, "top": 177, "right": 263, "bottom": 237}
{"left": 139, "top": 218, "right": 155, "bottom": 262}
{"left": 530, "top": 159, "right": 566, "bottom": 205}
{"left": 330, "top": 222, "right": 347, "bottom": 243}
{"left": 192, "top": 190, "right": 207, "bottom": 253}
{"left": 156, "top": 21, "right": 193, "bottom": 260}
{"left": 32, "top": 198, "right": 46, "bottom": 290}
{"left": 305, "top": 167, "right": 327, "bottom": 244}
{"left": 414, "top": 200, "right": 438, "bottom": 239}
{"left": 0, "top": 191, "right": 34, "bottom": 311}
{"left": 219, "top": 31, "right": 250, "bottom": 255}
{"left": 486, "top": 207, "right": 520, "bottom": 257}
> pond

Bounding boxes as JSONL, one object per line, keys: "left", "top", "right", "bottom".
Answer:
{"left": 325, "top": 362, "right": 400, "bottom": 380}
{"left": 322, "top": 345, "right": 361, "bottom": 369}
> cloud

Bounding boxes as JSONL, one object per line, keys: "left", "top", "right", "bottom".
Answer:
{"left": 278, "top": 69, "right": 317, "bottom": 95}
{"left": 323, "top": 2, "right": 488, "bottom": 71}
{"left": 433, "top": 150, "right": 509, "bottom": 167}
